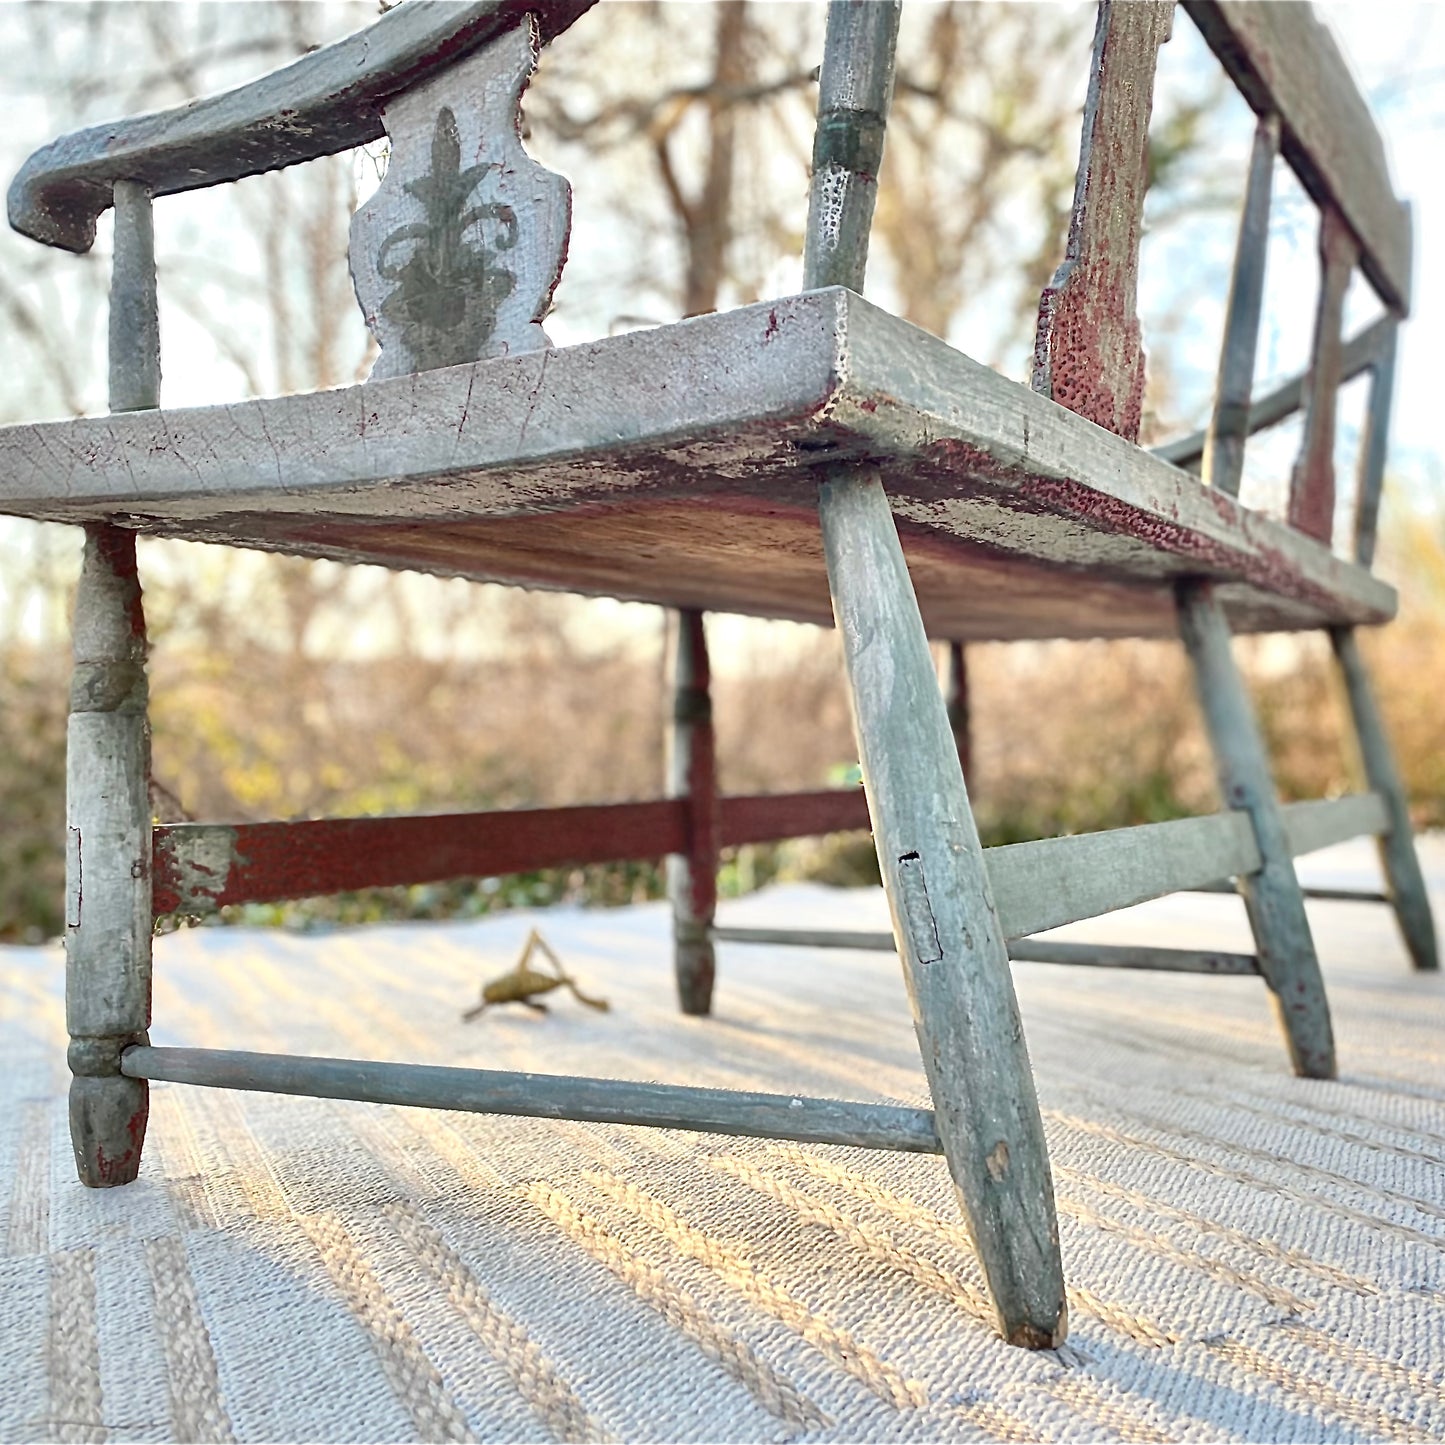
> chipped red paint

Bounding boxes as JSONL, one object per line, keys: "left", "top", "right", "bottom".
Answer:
{"left": 1033, "top": 1, "right": 1172, "bottom": 442}
{"left": 911, "top": 437, "right": 1352, "bottom": 620}
{"left": 91, "top": 523, "right": 146, "bottom": 644}
{"left": 152, "top": 789, "right": 870, "bottom": 914}
{"left": 91, "top": 1101, "right": 147, "bottom": 1186}
{"left": 152, "top": 801, "right": 689, "bottom": 913}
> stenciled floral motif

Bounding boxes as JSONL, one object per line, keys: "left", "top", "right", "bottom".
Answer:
{"left": 375, "top": 106, "right": 518, "bottom": 368}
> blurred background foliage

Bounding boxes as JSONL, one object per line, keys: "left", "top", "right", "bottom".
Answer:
{"left": 0, "top": 1, "right": 1439, "bottom": 940}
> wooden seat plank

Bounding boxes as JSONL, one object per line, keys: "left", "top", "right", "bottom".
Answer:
{"left": 0, "top": 290, "right": 1394, "bottom": 642}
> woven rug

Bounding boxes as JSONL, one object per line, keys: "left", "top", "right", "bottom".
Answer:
{"left": 2, "top": 837, "right": 1443, "bottom": 1443}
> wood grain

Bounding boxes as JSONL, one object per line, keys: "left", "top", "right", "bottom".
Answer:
{"left": 151, "top": 801, "right": 691, "bottom": 915}
{"left": 107, "top": 183, "right": 160, "bottom": 413}
{"left": 988, "top": 811, "right": 1258, "bottom": 940}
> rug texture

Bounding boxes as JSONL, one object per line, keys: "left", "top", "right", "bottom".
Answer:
{"left": 1, "top": 837, "right": 1443, "bottom": 1443}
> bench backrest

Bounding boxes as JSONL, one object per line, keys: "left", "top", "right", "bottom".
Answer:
{"left": 7, "top": 0, "right": 1410, "bottom": 568}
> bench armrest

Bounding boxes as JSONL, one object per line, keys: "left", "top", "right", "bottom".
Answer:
{"left": 8, "top": 0, "right": 595, "bottom": 255}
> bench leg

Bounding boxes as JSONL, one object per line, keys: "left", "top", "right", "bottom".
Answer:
{"left": 66, "top": 526, "right": 154, "bottom": 1186}
{"left": 668, "top": 609, "right": 720, "bottom": 1015}
{"left": 819, "top": 466, "right": 1066, "bottom": 1349}
{"left": 1177, "top": 580, "right": 1336, "bottom": 1078}
{"left": 944, "top": 640, "right": 973, "bottom": 785}
{"left": 1330, "top": 626, "right": 1438, "bottom": 971}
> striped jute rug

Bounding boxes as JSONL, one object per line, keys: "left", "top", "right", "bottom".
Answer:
{"left": 3, "top": 838, "right": 1443, "bottom": 1443}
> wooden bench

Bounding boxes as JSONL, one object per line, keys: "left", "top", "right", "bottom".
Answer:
{"left": 5, "top": 0, "right": 1434, "bottom": 1349}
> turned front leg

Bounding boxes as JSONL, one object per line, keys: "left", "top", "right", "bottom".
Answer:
{"left": 67, "top": 525, "right": 153, "bottom": 1187}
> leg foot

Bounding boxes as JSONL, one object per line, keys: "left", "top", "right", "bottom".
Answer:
{"left": 69, "top": 1075, "right": 148, "bottom": 1188}
{"left": 673, "top": 925, "right": 716, "bottom": 1017}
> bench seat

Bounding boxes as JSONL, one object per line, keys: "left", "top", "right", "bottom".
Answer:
{"left": 0, "top": 287, "right": 1392, "bottom": 642}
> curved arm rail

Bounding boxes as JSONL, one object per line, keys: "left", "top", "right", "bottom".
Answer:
{"left": 8, "top": 0, "right": 595, "bottom": 254}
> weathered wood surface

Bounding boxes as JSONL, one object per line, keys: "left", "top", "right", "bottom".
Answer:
{"left": 351, "top": 19, "right": 568, "bottom": 378}
{"left": 0, "top": 290, "right": 1396, "bottom": 642}
{"left": 714, "top": 926, "right": 896, "bottom": 952}
{"left": 1191, "top": 879, "right": 1391, "bottom": 904}
{"left": 1330, "top": 629, "right": 1439, "bottom": 971}
{"left": 1032, "top": 1, "right": 1173, "bottom": 442}
{"left": 713, "top": 928, "right": 1261, "bottom": 977}
{"left": 1008, "top": 940, "right": 1260, "bottom": 975}
{"left": 1183, "top": 0, "right": 1412, "bottom": 313}
{"left": 809, "top": 0, "right": 1063, "bottom": 1350}
{"left": 67, "top": 189, "right": 160, "bottom": 1190}
{"left": 108, "top": 183, "right": 160, "bottom": 413}
{"left": 1279, "top": 792, "right": 1388, "bottom": 859}
{"left": 1289, "top": 207, "right": 1358, "bottom": 544}
{"left": 120, "top": 1047, "right": 945, "bottom": 1155}
{"left": 667, "top": 610, "right": 719, "bottom": 1016}
{"left": 8, "top": 0, "right": 595, "bottom": 255}
{"left": 1202, "top": 113, "right": 1279, "bottom": 497}
{"left": 1177, "top": 579, "right": 1334, "bottom": 1079}
{"left": 1157, "top": 314, "right": 1395, "bottom": 472}
{"left": 987, "top": 811, "right": 1259, "bottom": 940}
{"left": 67, "top": 527, "right": 153, "bottom": 1188}
{"left": 821, "top": 461, "right": 1066, "bottom": 1349}
{"left": 801, "top": 0, "right": 898, "bottom": 297}
{"left": 1352, "top": 319, "right": 1399, "bottom": 569}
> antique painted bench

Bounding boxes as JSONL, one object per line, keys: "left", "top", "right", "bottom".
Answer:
{"left": 4, "top": 0, "right": 1435, "bottom": 1349}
